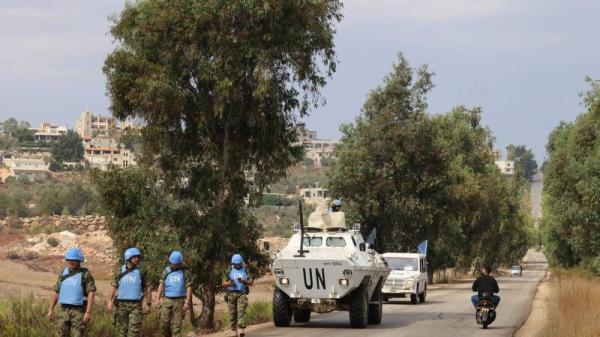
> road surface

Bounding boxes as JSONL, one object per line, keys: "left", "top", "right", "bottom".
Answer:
{"left": 247, "top": 249, "right": 547, "bottom": 337}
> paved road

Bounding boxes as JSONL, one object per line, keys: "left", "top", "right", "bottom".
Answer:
{"left": 248, "top": 250, "right": 547, "bottom": 337}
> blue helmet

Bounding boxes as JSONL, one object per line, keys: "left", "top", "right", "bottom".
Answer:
{"left": 65, "top": 247, "right": 84, "bottom": 262}
{"left": 124, "top": 247, "right": 141, "bottom": 261}
{"left": 332, "top": 199, "right": 342, "bottom": 207}
{"left": 231, "top": 254, "right": 244, "bottom": 265}
{"left": 169, "top": 250, "right": 183, "bottom": 264}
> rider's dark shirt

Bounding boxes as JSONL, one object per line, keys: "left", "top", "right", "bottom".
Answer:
{"left": 472, "top": 275, "right": 499, "bottom": 296}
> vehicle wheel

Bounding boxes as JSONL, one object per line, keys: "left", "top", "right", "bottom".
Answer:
{"left": 382, "top": 295, "right": 389, "bottom": 302}
{"left": 349, "top": 285, "right": 369, "bottom": 328}
{"left": 418, "top": 284, "right": 427, "bottom": 303}
{"left": 273, "top": 288, "right": 292, "bottom": 327}
{"left": 483, "top": 324, "right": 488, "bottom": 329}
{"left": 293, "top": 309, "right": 311, "bottom": 323}
{"left": 410, "top": 292, "right": 418, "bottom": 305}
{"left": 368, "top": 282, "right": 383, "bottom": 325}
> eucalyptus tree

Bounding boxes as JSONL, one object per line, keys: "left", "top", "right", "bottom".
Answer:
{"left": 101, "top": 0, "right": 342, "bottom": 328}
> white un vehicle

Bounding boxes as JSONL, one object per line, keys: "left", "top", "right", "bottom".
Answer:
{"left": 381, "top": 252, "right": 428, "bottom": 304}
{"left": 266, "top": 201, "right": 390, "bottom": 328}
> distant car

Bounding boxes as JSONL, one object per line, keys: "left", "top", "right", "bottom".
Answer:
{"left": 510, "top": 265, "right": 522, "bottom": 277}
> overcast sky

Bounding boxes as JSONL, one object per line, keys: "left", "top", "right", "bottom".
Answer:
{"left": 1, "top": 1, "right": 599, "bottom": 161}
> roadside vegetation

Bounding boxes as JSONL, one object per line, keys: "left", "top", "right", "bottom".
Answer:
{"left": 328, "top": 55, "right": 534, "bottom": 277}
{"left": 0, "top": 297, "right": 272, "bottom": 337}
{"left": 542, "top": 80, "right": 600, "bottom": 274}
{"left": 543, "top": 269, "right": 600, "bottom": 337}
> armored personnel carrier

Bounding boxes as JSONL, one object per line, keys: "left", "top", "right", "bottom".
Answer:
{"left": 267, "top": 201, "right": 390, "bottom": 328}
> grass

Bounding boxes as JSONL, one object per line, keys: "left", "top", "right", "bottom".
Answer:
{"left": 543, "top": 268, "right": 600, "bottom": 337}
{"left": 0, "top": 297, "right": 272, "bottom": 337}
{"left": 218, "top": 299, "right": 273, "bottom": 329}
{"left": 0, "top": 297, "right": 192, "bottom": 337}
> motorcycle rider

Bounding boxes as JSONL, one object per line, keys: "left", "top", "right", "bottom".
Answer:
{"left": 471, "top": 265, "right": 500, "bottom": 308}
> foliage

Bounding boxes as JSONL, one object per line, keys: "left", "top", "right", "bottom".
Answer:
{"left": 328, "top": 55, "right": 532, "bottom": 275}
{"left": 0, "top": 118, "right": 33, "bottom": 150}
{"left": 0, "top": 178, "right": 98, "bottom": 217}
{"left": 542, "top": 80, "right": 600, "bottom": 272}
{"left": 102, "top": 0, "right": 341, "bottom": 329}
{"left": 262, "top": 194, "right": 294, "bottom": 207}
{"left": 51, "top": 130, "right": 84, "bottom": 165}
{"left": 506, "top": 144, "right": 538, "bottom": 181}
{"left": 0, "top": 182, "right": 31, "bottom": 217}
{"left": 46, "top": 237, "right": 60, "bottom": 247}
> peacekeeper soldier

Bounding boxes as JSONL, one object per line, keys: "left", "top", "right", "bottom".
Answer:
{"left": 107, "top": 247, "right": 152, "bottom": 337}
{"left": 331, "top": 198, "right": 342, "bottom": 212}
{"left": 47, "top": 247, "right": 96, "bottom": 337}
{"left": 221, "top": 254, "right": 253, "bottom": 337}
{"left": 156, "top": 250, "right": 195, "bottom": 337}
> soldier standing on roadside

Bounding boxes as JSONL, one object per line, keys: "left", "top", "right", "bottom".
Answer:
{"left": 221, "top": 253, "right": 253, "bottom": 337}
{"left": 157, "top": 250, "right": 194, "bottom": 337}
{"left": 107, "top": 247, "right": 152, "bottom": 337}
{"left": 47, "top": 247, "right": 96, "bottom": 337}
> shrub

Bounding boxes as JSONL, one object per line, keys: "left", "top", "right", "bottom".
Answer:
{"left": 46, "top": 237, "right": 60, "bottom": 247}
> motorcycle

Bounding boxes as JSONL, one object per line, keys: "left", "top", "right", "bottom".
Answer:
{"left": 475, "top": 292, "right": 496, "bottom": 329}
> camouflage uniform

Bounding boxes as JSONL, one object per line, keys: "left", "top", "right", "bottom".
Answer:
{"left": 112, "top": 269, "right": 150, "bottom": 337}
{"left": 53, "top": 267, "right": 96, "bottom": 337}
{"left": 223, "top": 268, "right": 252, "bottom": 330}
{"left": 225, "top": 292, "right": 249, "bottom": 329}
{"left": 159, "top": 267, "right": 194, "bottom": 337}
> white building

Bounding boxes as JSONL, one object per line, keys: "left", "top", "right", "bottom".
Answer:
{"left": 75, "top": 109, "right": 116, "bottom": 139}
{"left": 4, "top": 158, "right": 49, "bottom": 181}
{"left": 297, "top": 125, "right": 337, "bottom": 167}
{"left": 299, "top": 187, "right": 329, "bottom": 204}
{"left": 495, "top": 160, "right": 515, "bottom": 175}
{"left": 30, "top": 123, "right": 68, "bottom": 142}
{"left": 84, "top": 146, "right": 136, "bottom": 170}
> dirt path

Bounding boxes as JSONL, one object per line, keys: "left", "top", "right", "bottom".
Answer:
{"left": 514, "top": 271, "right": 551, "bottom": 337}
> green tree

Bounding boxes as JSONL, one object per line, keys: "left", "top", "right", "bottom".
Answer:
{"left": 101, "top": 0, "right": 342, "bottom": 329}
{"left": 0, "top": 182, "right": 31, "bottom": 217}
{"left": 542, "top": 80, "right": 600, "bottom": 272}
{"left": 51, "top": 130, "right": 84, "bottom": 164}
{"left": 506, "top": 144, "right": 538, "bottom": 181}
{"left": 328, "top": 55, "right": 531, "bottom": 277}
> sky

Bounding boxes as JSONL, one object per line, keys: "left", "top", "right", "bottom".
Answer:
{"left": 1, "top": 1, "right": 599, "bottom": 162}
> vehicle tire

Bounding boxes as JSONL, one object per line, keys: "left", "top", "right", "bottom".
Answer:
{"left": 410, "top": 292, "right": 418, "bottom": 305}
{"left": 293, "top": 309, "right": 311, "bottom": 323}
{"left": 382, "top": 294, "right": 389, "bottom": 302}
{"left": 273, "top": 288, "right": 292, "bottom": 327}
{"left": 418, "top": 284, "right": 427, "bottom": 303}
{"left": 483, "top": 324, "right": 488, "bottom": 329}
{"left": 349, "top": 285, "right": 369, "bottom": 328}
{"left": 368, "top": 283, "right": 383, "bottom": 325}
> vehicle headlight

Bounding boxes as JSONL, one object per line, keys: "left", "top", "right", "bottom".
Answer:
{"left": 274, "top": 268, "right": 284, "bottom": 276}
{"left": 343, "top": 269, "right": 353, "bottom": 277}
{"left": 339, "top": 278, "right": 349, "bottom": 286}
{"left": 404, "top": 279, "right": 415, "bottom": 289}
{"left": 279, "top": 278, "right": 289, "bottom": 285}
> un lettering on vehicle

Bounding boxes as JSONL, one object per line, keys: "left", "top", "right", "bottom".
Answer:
{"left": 303, "top": 268, "right": 326, "bottom": 290}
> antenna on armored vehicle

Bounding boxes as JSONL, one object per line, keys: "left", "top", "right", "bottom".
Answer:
{"left": 294, "top": 199, "right": 309, "bottom": 257}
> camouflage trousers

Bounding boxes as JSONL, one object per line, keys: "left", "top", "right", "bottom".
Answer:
{"left": 57, "top": 305, "right": 86, "bottom": 337}
{"left": 115, "top": 301, "right": 143, "bottom": 337}
{"left": 225, "top": 292, "right": 248, "bottom": 329}
{"left": 159, "top": 298, "right": 185, "bottom": 337}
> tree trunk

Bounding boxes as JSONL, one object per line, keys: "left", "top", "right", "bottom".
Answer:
{"left": 198, "top": 284, "right": 216, "bottom": 330}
